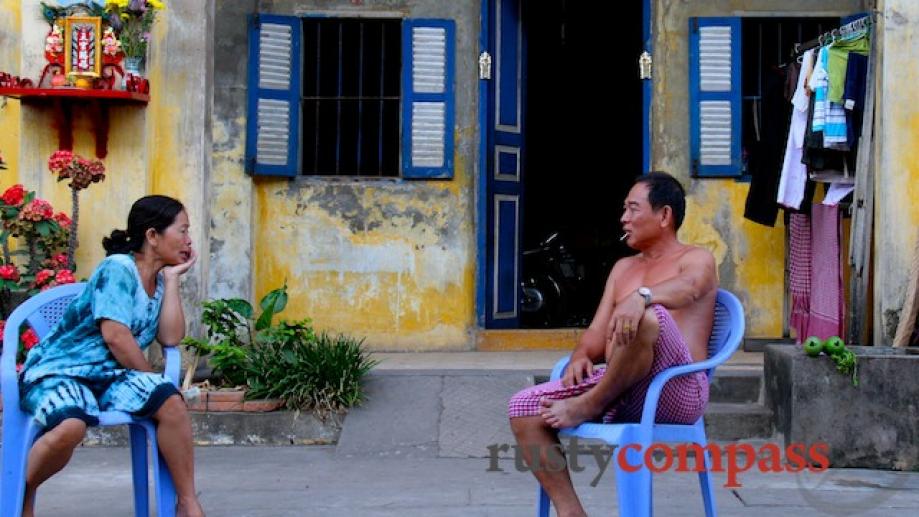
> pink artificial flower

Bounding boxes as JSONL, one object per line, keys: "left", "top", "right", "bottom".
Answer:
{"left": 55, "top": 269, "right": 76, "bottom": 285}
{"left": 34, "top": 268, "right": 55, "bottom": 287}
{"left": 48, "top": 150, "right": 74, "bottom": 176}
{"left": 53, "top": 212, "right": 72, "bottom": 229}
{"left": 21, "top": 328, "right": 39, "bottom": 350}
{"left": 19, "top": 199, "right": 54, "bottom": 222}
{"left": 1, "top": 184, "right": 25, "bottom": 207}
{"left": 16, "top": 363, "right": 23, "bottom": 373}
{"left": 52, "top": 253, "right": 69, "bottom": 267}
{"left": 0, "top": 263, "right": 20, "bottom": 281}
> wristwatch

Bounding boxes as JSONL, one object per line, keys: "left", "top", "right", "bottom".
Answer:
{"left": 637, "top": 286, "right": 653, "bottom": 307}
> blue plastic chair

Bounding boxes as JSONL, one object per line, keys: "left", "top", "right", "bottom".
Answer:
{"left": 536, "top": 289, "right": 745, "bottom": 517}
{"left": 1, "top": 283, "right": 181, "bottom": 516}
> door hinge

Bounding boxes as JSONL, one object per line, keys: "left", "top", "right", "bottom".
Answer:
{"left": 639, "top": 51, "right": 652, "bottom": 80}
{"left": 479, "top": 51, "right": 493, "bottom": 80}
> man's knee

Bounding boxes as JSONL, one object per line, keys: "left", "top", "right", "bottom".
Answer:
{"left": 153, "top": 394, "right": 188, "bottom": 424}
{"left": 637, "top": 307, "right": 660, "bottom": 347}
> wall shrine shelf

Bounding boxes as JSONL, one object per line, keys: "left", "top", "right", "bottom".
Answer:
{"left": 0, "top": 87, "right": 149, "bottom": 159}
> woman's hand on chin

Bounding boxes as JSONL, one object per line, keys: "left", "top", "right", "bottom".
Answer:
{"left": 163, "top": 248, "right": 197, "bottom": 279}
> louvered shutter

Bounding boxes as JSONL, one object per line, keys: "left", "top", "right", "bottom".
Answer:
{"left": 246, "top": 15, "right": 301, "bottom": 177}
{"left": 689, "top": 18, "right": 741, "bottom": 177}
{"left": 402, "top": 19, "right": 455, "bottom": 179}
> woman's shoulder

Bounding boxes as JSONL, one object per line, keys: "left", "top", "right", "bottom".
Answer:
{"left": 89, "top": 254, "right": 138, "bottom": 284}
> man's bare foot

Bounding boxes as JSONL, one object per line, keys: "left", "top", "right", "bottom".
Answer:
{"left": 538, "top": 396, "right": 597, "bottom": 429}
{"left": 177, "top": 496, "right": 205, "bottom": 517}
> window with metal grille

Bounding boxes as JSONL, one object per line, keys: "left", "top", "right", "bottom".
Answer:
{"left": 301, "top": 18, "right": 402, "bottom": 177}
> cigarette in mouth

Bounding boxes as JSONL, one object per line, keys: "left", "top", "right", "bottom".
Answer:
{"left": 620, "top": 233, "right": 629, "bottom": 241}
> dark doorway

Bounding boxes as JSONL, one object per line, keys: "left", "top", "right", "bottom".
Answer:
{"left": 520, "top": 0, "right": 643, "bottom": 328}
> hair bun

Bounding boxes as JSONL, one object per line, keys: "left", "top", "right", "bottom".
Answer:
{"left": 102, "top": 228, "right": 133, "bottom": 255}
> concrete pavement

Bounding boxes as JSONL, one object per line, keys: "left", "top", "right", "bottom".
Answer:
{"left": 34, "top": 445, "right": 919, "bottom": 516}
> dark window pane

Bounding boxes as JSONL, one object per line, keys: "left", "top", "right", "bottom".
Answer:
{"left": 301, "top": 18, "right": 402, "bottom": 176}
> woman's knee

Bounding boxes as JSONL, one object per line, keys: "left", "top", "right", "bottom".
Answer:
{"left": 45, "top": 418, "right": 87, "bottom": 450}
{"left": 153, "top": 394, "right": 188, "bottom": 424}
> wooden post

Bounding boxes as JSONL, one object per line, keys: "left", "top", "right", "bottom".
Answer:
{"left": 847, "top": 20, "right": 878, "bottom": 346}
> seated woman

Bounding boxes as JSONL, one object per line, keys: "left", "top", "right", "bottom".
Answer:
{"left": 18, "top": 195, "right": 204, "bottom": 517}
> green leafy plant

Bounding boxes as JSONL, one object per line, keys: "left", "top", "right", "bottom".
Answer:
{"left": 181, "top": 284, "right": 287, "bottom": 387}
{"left": 246, "top": 325, "right": 377, "bottom": 414}
{"left": 182, "top": 282, "right": 376, "bottom": 413}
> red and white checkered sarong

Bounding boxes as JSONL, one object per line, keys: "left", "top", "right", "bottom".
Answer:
{"left": 508, "top": 304, "right": 709, "bottom": 424}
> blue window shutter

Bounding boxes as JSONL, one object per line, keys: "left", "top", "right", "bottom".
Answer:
{"left": 246, "top": 14, "right": 301, "bottom": 177}
{"left": 689, "top": 17, "right": 741, "bottom": 178}
{"left": 402, "top": 19, "right": 455, "bottom": 179}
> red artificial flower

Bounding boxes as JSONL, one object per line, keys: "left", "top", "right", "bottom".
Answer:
{"left": 1, "top": 184, "right": 25, "bottom": 207}
{"left": 19, "top": 199, "right": 54, "bottom": 222}
{"left": 52, "top": 253, "right": 69, "bottom": 267}
{"left": 34, "top": 268, "right": 55, "bottom": 287}
{"left": 53, "top": 212, "right": 72, "bottom": 229}
{"left": 0, "top": 263, "right": 20, "bottom": 281}
{"left": 21, "top": 328, "right": 39, "bottom": 350}
{"left": 0, "top": 319, "right": 5, "bottom": 336}
{"left": 55, "top": 269, "right": 76, "bottom": 285}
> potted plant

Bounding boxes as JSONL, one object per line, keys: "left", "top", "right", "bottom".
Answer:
{"left": 181, "top": 284, "right": 377, "bottom": 415}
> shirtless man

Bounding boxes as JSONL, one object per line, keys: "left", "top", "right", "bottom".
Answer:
{"left": 508, "top": 171, "right": 717, "bottom": 517}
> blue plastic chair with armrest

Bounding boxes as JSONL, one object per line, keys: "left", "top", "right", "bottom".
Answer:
{"left": 1, "top": 282, "right": 181, "bottom": 516}
{"left": 536, "top": 288, "right": 745, "bottom": 517}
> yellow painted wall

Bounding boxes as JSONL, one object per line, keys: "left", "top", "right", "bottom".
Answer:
{"left": 0, "top": 0, "right": 21, "bottom": 188}
{"left": 654, "top": 0, "right": 866, "bottom": 338}
{"left": 214, "top": 0, "right": 480, "bottom": 351}
{"left": 875, "top": 0, "right": 919, "bottom": 343}
{"left": 2, "top": 1, "right": 212, "bottom": 349}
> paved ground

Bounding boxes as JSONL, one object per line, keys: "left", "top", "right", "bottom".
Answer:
{"left": 18, "top": 350, "right": 919, "bottom": 515}
{"left": 33, "top": 445, "right": 919, "bottom": 516}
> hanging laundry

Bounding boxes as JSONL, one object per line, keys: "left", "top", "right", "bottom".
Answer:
{"left": 807, "top": 204, "right": 845, "bottom": 340}
{"left": 844, "top": 52, "right": 869, "bottom": 149}
{"left": 808, "top": 47, "right": 829, "bottom": 133}
{"left": 789, "top": 213, "right": 812, "bottom": 342}
{"left": 777, "top": 49, "right": 815, "bottom": 210}
{"left": 827, "top": 33, "right": 869, "bottom": 104}
{"left": 743, "top": 66, "right": 788, "bottom": 226}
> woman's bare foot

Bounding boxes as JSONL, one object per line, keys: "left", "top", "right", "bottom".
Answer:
{"left": 177, "top": 496, "right": 205, "bottom": 517}
{"left": 538, "top": 396, "right": 598, "bottom": 429}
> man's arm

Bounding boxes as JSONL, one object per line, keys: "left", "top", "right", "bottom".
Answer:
{"left": 645, "top": 247, "right": 717, "bottom": 309}
{"left": 101, "top": 320, "right": 153, "bottom": 372}
{"left": 572, "top": 260, "right": 623, "bottom": 362}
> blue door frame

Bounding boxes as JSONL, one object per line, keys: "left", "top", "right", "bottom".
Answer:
{"left": 476, "top": 0, "right": 653, "bottom": 327}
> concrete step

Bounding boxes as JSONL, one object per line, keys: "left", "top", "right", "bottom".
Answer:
{"left": 709, "top": 368, "right": 762, "bottom": 404}
{"left": 704, "top": 402, "right": 774, "bottom": 441}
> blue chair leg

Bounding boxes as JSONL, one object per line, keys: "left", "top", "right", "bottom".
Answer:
{"left": 614, "top": 433, "right": 653, "bottom": 517}
{"left": 147, "top": 424, "right": 176, "bottom": 517}
{"left": 129, "top": 424, "right": 150, "bottom": 517}
{"left": 1, "top": 421, "right": 41, "bottom": 517}
{"left": 696, "top": 438, "right": 718, "bottom": 517}
{"left": 536, "top": 485, "right": 550, "bottom": 517}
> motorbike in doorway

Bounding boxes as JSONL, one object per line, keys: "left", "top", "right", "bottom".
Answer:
{"left": 519, "top": 231, "right": 591, "bottom": 328}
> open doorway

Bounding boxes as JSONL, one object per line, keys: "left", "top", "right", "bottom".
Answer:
{"left": 519, "top": 0, "right": 644, "bottom": 328}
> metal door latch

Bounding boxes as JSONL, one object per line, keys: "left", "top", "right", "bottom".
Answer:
{"left": 639, "top": 51, "right": 652, "bottom": 79}
{"left": 479, "top": 51, "right": 493, "bottom": 80}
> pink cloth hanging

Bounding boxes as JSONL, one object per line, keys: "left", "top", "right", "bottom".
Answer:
{"left": 788, "top": 213, "right": 812, "bottom": 342}
{"left": 807, "top": 204, "right": 845, "bottom": 340}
